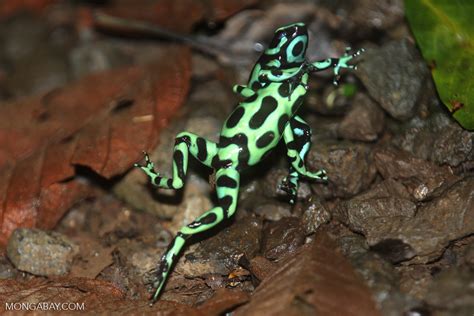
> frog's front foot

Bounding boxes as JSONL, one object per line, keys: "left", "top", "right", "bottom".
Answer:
{"left": 134, "top": 151, "right": 161, "bottom": 182}
{"left": 278, "top": 176, "right": 298, "bottom": 204}
{"left": 309, "top": 168, "right": 328, "bottom": 183}
{"left": 333, "top": 47, "right": 365, "bottom": 85}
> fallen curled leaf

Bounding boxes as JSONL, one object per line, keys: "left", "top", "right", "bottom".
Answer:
{"left": 207, "top": 0, "right": 261, "bottom": 21}
{"left": 236, "top": 230, "right": 381, "bottom": 316}
{"left": 0, "top": 46, "right": 191, "bottom": 248}
{"left": 0, "top": 0, "right": 57, "bottom": 19}
{"left": 98, "top": 0, "right": 205, "bottom": 34}
{"left": 96, "top": 0, "right": 259, "bottom": 34}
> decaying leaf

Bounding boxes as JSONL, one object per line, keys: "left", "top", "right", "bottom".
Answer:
{"left": 96, "top": 0, "right": 259, "bottom": 34}
{"left": 0, "top": 47, "right": 191, "bottom": 248}
{"left": 405, "top": 0, "right": 474, "bottom": 129}
{"left": 0, "top": 0, "right": 57, "bottom": 18}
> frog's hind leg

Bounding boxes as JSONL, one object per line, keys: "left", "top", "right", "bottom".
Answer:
{"left": 279, "top": 116, "right": 310, "bottom": 204}
{"left": 150, "top": 167, "right": 240, "bottom": 303}
{"left": 135, "top": 132, "right": 217, "bottom": 190}
{"left": 280, "top": 116, "right": 326, "bottom": 203}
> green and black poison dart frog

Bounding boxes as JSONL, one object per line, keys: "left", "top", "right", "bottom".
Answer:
{"left": 134, "top": 22, "right": 363, "bottom": 303}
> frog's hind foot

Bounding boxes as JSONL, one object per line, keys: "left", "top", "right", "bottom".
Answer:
{"left": 278, "top": 174, "right": 298, "bottom": 205}
{"left": 134, "top": 151, "right": 162, "bottom": 186}
{"left": 312, "top": 168, "right": 328, "bottom": 183}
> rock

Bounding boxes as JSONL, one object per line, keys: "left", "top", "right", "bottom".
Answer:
{"left": 335, "top": 181, "right": 417, "bottom": 263}
{"left": 338, "top": 234, "right": 421, "bottom": 316}
{"left": 0, "top": 255, "right": 17, "bottom": 279}
{"left": 177, "top": 216, "right": 263, "bottom": 277}
{"left": 460, "top": 239, "right": 474, "bottom": 266}
{"left": 261, "top": 217, "right": 306, "bottom": 260}
{"left": 356, "top": 40, "right": 429, "bottom": 120}
{"left": 431, "top": 122, "right": 474, "bottom": 168}
{"left": 394, "top": 112, "right": 474, "bottom": 167}
{"left": 301, "top": 199, "right": 331, "bottom": 234}
{"left": 307, "top": 141, "right": 377, "bottom": 198}
{"left": 397, "top": 265, "right": 433, "bottom": 301}
{"left": 192, "top": 54, "right": 219, "bottom": 78}
{"left": 253, "top": 203, "right": 292, "bottom": 221}
{"left": 307, "top": 84, "right": 352, "bottom": 116}
{"left": 338, "top": 199, "right": 416, "bottom": 259}
{"left": 125, "top": 244, "right": 162, "bottom": 278}
{"left": 5, "top": 45, "right": 70, "bottom": 98}
{"left": 338, "top": 93, "right": 385, "bottom": 142}
{"left": 167, "top": 175, "right": 214, "bottom": 234}
{"left": 351, "top": 178, "right": 413, "bottom": 201}
{"left": 7, "top": 228, "right": 78, "bottom": 276}
{"left": 187, "top": 80, "right": 234, "bottom": 120}
{"left": 318, "top": 0, "right": 404, "bottom": 34}
{"left": 374, "top": 147, "right": 459, "bottom": 201}
{"left": 261, "top": 168, "right": 288, "bottom": 199}
{"left": 1, "top": 14, "right": 48, "bottom": 62}
{"left": 424, "top": 266, "right": 474, "bottom": 314}
{"left": 0, "top": 13, "right": 72, "bottom": 97}
{"left": 363, "top": 177, "right": 474, "bottom": 264}
{"left": 237, "top": 179, "right": 265, "bottom": 211}
{"left": 261, "top": 167, "right": 315, "bottom": 203}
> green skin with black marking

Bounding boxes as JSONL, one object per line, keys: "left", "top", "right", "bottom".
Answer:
{"left": 134, "top": 22, "right": 363, "bottom": 303}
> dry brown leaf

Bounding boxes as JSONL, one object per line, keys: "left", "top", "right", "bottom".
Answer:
{"left": 0, "top": 47, "right": 191, "bottom": 248}
{"left": 96, "top": 0, "right": 260, "bottom": 34}
{"left": 0, "top": 0, "right": 57, "bottom": 19}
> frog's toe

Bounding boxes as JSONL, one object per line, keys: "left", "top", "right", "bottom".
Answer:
{"left": 278, "top": 178, "right": 298, "bottom": 204}
{"left": 318, "top": 169, "right": 329, "bottom": 183}
{"left": 135, "top": 151, "right": 153, "bottom": 168}
{"left": 354, "top": 48, "right": 365, "bottom": 56}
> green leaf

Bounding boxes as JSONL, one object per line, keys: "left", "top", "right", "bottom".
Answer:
{"left": 405, "top": 0, "right": 474, "bottom": 130}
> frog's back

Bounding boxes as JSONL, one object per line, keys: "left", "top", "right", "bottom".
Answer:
{"left": 216, "top": 80, "right": 307, "bottom": 170}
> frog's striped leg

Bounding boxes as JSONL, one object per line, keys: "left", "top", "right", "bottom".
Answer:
{"left": 134, "top": 132, "right": 217, "bottom": 190}
{"left": 279, "top": 115, "right": 313, "bottom": 204}
{"left": 149, "top": 167, "right": 240, "bottom": 303}
{"left": 233, "top": 85, "right": 256, "bottom": 98}
{"left": 282, "top": 119, "right": 327, "bottom": 182}
{"left": 309, "top": 47, "right": 365, "bottom": 85}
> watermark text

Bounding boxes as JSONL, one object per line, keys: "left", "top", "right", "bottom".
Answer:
{"left": 5, "top": 302, "right": 85, "bottom": 311}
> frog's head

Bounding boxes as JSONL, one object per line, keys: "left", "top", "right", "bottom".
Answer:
{"left": 267, "top": 22, "right": 308, "bottom": 65}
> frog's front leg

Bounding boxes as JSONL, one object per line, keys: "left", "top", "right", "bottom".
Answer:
{"left": 309, "top": 47, "right": 364, "bottom": 85}
{"left": 279, "top": 115, "right": 312, "bottom": 204}
{"left": 233, "top": 85, "right": 256, "bottom": 98}
{"left": 282, "top": 120, "right": 328, "bottom": 182}
{"left": 134, "top": 132, "right": 217, "bottom": 189}
{"left": 149, "top": 167, "right": 240, "bottom": 303}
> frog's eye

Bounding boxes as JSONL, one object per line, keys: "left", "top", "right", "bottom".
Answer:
{"left": 286, "top": 35, "right": 307, "bottom": 63}
{"left": 277, "top": 32, "right": 286, "bottom": 40}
